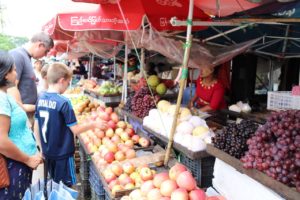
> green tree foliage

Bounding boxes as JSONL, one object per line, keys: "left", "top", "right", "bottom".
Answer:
{"left": 0, "top": 34, "right": 28, "bottom": 51}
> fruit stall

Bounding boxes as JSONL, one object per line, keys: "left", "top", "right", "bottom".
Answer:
{"left": 65, "top": 75, "right": 300, "bottom": 200}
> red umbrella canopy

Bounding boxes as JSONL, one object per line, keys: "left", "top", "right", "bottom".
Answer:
{"left": 57, "top": 0, "right": 210, "bottom": 32}
{"left": 71, "top": 0, "right": 267, "bottom": 17}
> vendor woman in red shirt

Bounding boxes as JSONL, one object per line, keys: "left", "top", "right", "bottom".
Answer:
{"left": 189, "top": 66, "right": 227, "bottom": 112}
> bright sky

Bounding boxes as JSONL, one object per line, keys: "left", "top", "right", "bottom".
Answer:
{"left": 1, "top": 0, "right": 95, "bottom": 38}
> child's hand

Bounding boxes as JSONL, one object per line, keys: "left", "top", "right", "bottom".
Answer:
{"left": 25, "top": 154, "right": 43, "bottom": 169}
{"left": 94, "top": 120, "right": 108, "bottom": 130}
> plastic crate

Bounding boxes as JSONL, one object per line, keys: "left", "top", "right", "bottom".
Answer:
{"left": 79, "top": 144, "right": 89, "bottom": 161}
{"left": 179, "top": 154, "right": 215, "bottom": 188}
{"left": 79, "top": 180, "right": 91, "bottom": 199}
{"left": 267, "top": 91, "right": 300, "bottom": 110}
{"left": 80, "top": 160, "right": 90, "bottom": 181}
{"left": 89, "top": 162, "right": 105, "bottom": 196}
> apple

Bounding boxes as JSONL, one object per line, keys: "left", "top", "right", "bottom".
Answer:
{"left": 189, "top": 189, "right": 206, "bottom": 200}
{"left": 131, "top": 135, "right": 140, "bottom": 144}
{"left": 125, "top": 128, "right": 135, "bottom": 137}
{"left": 111, "top": 163, "right": 123, "bottom": 176}
{"left": 117, "top": 121, "right": 127, "bottom": 129}
{"left": 140, "top": 167, "right": 153, "bottom": 181}
{"left": 104, "top": 152, "right": 115, "bottom": 163}
{"left": 141, "top": 180, "right": 155, "bottom": 195}
{"left": 106, "top": 142, "right": 118, "bottom": 153}
{"left": 105, "top": 128, "right": 114, "bottom": 138}
{"left": 153, "top": 172, "right": 169, "bottom": 188}
{"left": 129, "top": 189, "right": 143, "bottom": 200}
{"left": 111, "top": 134, "right": 121, "bottom": 144}
{"left": 176, "top": 171, "right": 196, "bottom": 191}
{"left": 147, "top": 188, "right": 162, "bottom": 200}
{"left": 120, "top": 196, "right": 131, "bottom": 200}
{"left": 134, "top": 176, "right": 144, "bottom": 187}
{"left": 103, "top": 169, "right": 116, "bottom": 183}
{"left": 122, "top": 162, "right": 135, "bottom": 174}
{"left": 160, "top": 180, "right": 178, "bottom": 197}
{"left": 110, "top": 112, "right": 119, "bottom": 123}
{"left": 171, "top": 188, "right": 189, "bottom": 200}
{"left": 160, "top": 197, "right": 171, "bottom": 200}
{"left": 94, "top": 129, "right": 105, "bottom": 139}
{"left": 115, "top": 128, "right": 124, "bottom": 135}
{"left": 93, "top": 138, "right": 101, "bottom": 147}
{"left": 120, "top": 132, "right": 130, "bottom": 142}
{"left": 129, "top": 172, "right": 139, "bottom": 180}
{"left": 100, "top": 112, "right": 110, "bottom": 121}
{"left": 124, "top": 183, "right": 135, "bottom": 190}
{"left": 115, "top": 151, "right": 126, "bottom": 161}
{"left": 108, "top": 120, "right": 117, "bottom": 130}
{"left": 169, "top": 163, "right": 187, "bottom": 181}
{"left": 125, "top": 149, "right": 136, "bottom": 159}
{"left": 124, "top": 140, "right": 134, "bottom": 148}
{"left": 112, "top": 184, "right": 124, "bottom": 196}
{"left": 119, "top": 176, "right": 134, "bottom": 186}
{"left": 138, "top": 137, "right": 150, "bottom": 147}
{"left": 102, "top": 137, "right": 110, "bottom": 145}
{"left": 109, "top": 179, "right": 120, "bottom": 190}
{"left": 105, "top": 107, "right": 113, "bottom": 115}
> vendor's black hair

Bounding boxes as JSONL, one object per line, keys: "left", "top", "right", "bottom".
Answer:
{"left": 0, "top": 51, "right": 14, "bottom": 87}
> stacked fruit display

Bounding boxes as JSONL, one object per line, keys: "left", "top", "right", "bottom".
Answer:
{"left": 79, "top": 106, "right": 151, "bottom": 167}
{"left": 143, "top": 100, "right": 212, "bottom": 152}
{"left": 212, "top": 120, "right": 259, "bottom": 159}
{"left": 96, "top": 81, "right": 122, "bottom": 96}
{"left": 71, "top": 97, "right": 100, "bottom": 115}
{"left": 125, "top": 87, "right": 160, "bottom": 118}
{"left": 102, "top": 162, "right": 156, "bottom": 196}
{"left": 241, "top": 110, "right": 300, "bottom": 191}
{"left": 121, "top": 163, "right": 224, "bottom": 200}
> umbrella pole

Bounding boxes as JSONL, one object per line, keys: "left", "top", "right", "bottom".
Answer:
{"left": 164, "top": 0, "right": 194, "bottom": 166}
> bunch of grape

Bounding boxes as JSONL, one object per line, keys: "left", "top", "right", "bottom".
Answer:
{"left": 124, "top": 92, "right": 135, "bottom": 112}
{"left": 212, "top": 120, "right": 258, "bottom": 159}
{"left": 241, "top": 110, "right": 300, "bottom": 191}
{"left": 131, "top": 87, "right": 159, "bottom": 118}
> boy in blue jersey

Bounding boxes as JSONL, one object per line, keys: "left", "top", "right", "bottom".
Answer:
{"left": 34, "top": 63, "right": 107, "bottom": 187}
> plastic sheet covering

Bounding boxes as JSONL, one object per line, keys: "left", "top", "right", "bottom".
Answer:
{"left": 125, "top": 27, "right": 261, "bottom": 69}
{"left": 75, "top": 30, "right": 124, "bottom": 59}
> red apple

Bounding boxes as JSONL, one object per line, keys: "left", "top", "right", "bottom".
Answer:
{"left": 131, "top": 135, "right": 140, "bottom": 144}
{"left": 176, "top": 171, "right": 196, "bottom": 191}
{"left": 105, "top": 107, "right": 113, "bottom": 115}
{"left": 160, "top": 198, "right": 171, "bottom": 200}
{"left": 94, "top": 129, "right": 105, "bottom": 139}
{"left": 169, "top": 163, "right": 187, "bottom": 181}
{"left": 171, "top": 188, "right": 189, "bottom": 200}
{"left": 125, "top": 128, "right": 135, "bottom": 137}
{"left": 100, "top": 112, "right": 110, "bottom": 121}
{"left": 111, "top": 135, "right": 121, "bottom": 144}
{"left": 138, "top": 137, "right": 150, "bottom": 147}
{"left": 108, "top": 120, "right": 117, "bottom": 130}
{"left": 153, "top": 172, "right": 169, "bottom": 188}
{"left": 140, "top": 167, "right": 153, "bottom": 181}
{"left": 160, "top": 180, "right": 178, "bottom": 197}
{"left": 104, "top": 152, "right": 115, "bottom": 163}
{"left": 189, "top": 189, "right": 206, "bottom": 200}
{"left": 110, "top": 112, "right": 119, "bottom": 123}
{"left": 119, "top": 176, "right": 134, "bottom": 186}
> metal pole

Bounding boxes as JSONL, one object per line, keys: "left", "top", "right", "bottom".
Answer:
{"left": 164, "top": 0, "right": 194, "bottom": 166}
{"left": 113, "top": 56, "right": 116, "bottom": 80}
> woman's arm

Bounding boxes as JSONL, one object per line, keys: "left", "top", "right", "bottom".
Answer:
{"left": 7, "top": 87, "right": 35, "bottom": 112}
{"left": 188, "top": 93, "right": 198, "bottom": 108}
{"left": 0, "top": 115, "right": 41, "bottom": 168}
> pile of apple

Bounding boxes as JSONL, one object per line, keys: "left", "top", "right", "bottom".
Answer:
{"left": 80, "top": 106, "right": 151, "bottom": 165}
{"left": 103, "top": 162, "right": 156, "bottom": 196}
{"left": 121, "top": 163, "right": 207, "bottom": 200}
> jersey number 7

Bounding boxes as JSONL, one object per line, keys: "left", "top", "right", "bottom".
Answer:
{"left": 39, "top": 110, "right": 49, "bottom": 143}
